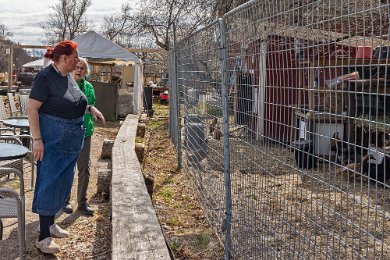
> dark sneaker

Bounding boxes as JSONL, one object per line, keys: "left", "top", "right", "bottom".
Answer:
{"left": 62, "top": 203, "right": 73, "bottom": 214}
{"left": 78, "top": 203, "right": 94, "bottom": 215}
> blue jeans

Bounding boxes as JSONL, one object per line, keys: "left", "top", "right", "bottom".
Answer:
{"left": 32, "top": 113, "right": 85, "bottom": 215}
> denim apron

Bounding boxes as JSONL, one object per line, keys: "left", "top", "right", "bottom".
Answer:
{"left": 32, "top": 113, "right": 85, "bottom": 215}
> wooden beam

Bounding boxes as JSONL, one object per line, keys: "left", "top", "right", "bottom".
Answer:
{"left": 10, "top": 44, "right": 50, "bottom": 49}
{"left": 125, "top": 48, "right": 164, "bottom": 53}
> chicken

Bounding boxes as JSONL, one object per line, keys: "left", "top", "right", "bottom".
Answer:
{"left": 330, "top": 132, "right": 342, "bottom": 152}
{"left": 209, "top": 118, "right": 218, "bottom": 135}
{"left": 330, "top": 132, "right": 350, "bottom": 165}
{"left": 337, "top": 154, "right": 373, "bottom": 179}
{"left": 213, "top": 125, "right": 222, "bottom": 140}
{"left": 336, "top": 162, "right": 361, "bottom": 179}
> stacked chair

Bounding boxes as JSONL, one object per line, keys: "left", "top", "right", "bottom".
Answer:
{"left": 0, "top": 94, "right": 33, "bottom": 259}
{"left": 2, "top": 94, "right": 34, "bottom": 188}
{"left": 0, "top": 137, "right": 27, "bottom": 259}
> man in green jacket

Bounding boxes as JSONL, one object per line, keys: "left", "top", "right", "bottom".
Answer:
{"left": 63, "top": 58, "right": 96, "bottom": 215}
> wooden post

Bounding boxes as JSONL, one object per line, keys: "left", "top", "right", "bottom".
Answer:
{"left": 7, "top": 46, "right": 13, "bottom": 92}
{"left": 110, "top": 64, "right": 113, "bottom": 83}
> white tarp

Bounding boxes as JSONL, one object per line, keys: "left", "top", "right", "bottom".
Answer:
{"left": 73, "top": 31, "right": 139, "bottom": 62}
{"left": 73, "top": 31, "right": 144, "bottom": 115}
{"left": 22, "top": 58, "right": 45, "bottom": 68}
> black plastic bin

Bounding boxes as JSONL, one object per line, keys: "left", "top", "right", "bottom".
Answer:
{"left": 292, "top": 139, "right": 316, "bottom": 169}
{"left": 185, "top": 114, "right": 202, "bottom": 124}
{"left": 143, "top": 87, "right": 153, "bottom": 111}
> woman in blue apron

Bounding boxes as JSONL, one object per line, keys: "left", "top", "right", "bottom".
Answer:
{"left": 28, "top": 40, "right": 105, "bottom": 254}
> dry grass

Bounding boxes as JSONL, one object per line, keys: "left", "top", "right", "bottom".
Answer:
{"left": 142, "top": 104, "right": 224, "bottom": 259}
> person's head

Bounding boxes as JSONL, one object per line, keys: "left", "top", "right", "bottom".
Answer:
{"left": 73, "top": 58, "right": 89, "bottom": 82}
{"left": 44, "top": 40, "right": 79, "bottom": 73}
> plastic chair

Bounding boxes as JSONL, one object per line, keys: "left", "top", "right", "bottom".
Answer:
{"left": 18, "top": 95, "right": 29, "bottom": 117}
{"left": 7, "top": 93, "right": 19, "bottom": 117}
{"left": 0, "top": 97, "right": 16, "bottom": 135}
{"left": 0, "top": 96, "right": 8, "bottom": 120}
{"left": 0, "top": 167, "right": 26, "bottom": 260}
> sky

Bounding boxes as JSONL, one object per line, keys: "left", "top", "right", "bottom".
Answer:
{"left": 0, "top": 0, "right": 136, "bottom": 45}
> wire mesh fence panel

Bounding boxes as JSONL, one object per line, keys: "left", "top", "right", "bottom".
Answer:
{"left": 222, "top": 0, "right": 390, "bottom": 259}
{"left": 176, "top": 21, "right": 227, "bottom": 250}
{"left": 170, "top": 0, "right": 390, "bottom": 259}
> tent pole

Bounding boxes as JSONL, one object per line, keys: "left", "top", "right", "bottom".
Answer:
{"left": 110, "top": 65, "right": 113, "bottom": 83}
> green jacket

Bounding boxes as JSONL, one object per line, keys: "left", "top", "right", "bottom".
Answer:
{"left": 78, "top": 79, "right": 96, "bottom": 137}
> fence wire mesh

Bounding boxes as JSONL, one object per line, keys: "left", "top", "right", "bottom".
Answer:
{"left": 170, "top": 0, "right": 390, "bottom": 259}
{"left": 175, "top": 20, "right": 228, "bottom": 242}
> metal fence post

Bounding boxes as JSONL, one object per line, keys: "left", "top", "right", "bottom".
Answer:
{"left": 219, "top": 17, "right": 232, "bottom": 260}
{"left": 172, "top": 22, "right": 182, "bottom": 170}
{"left": 168, "top": 51, "right": 173, "bottom": 139}
{"left": 169, "top": 51, "right": 175, "bottom": 141}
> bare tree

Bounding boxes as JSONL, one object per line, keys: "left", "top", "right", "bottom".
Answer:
{"left": 0, "top": 20, "right": 13, "bottom": 38}
{"left": 130, "top": 0, "right": 215, "bottom": 50}
{"left": 214, "top": 0, "right": 250, "bottom": 16}
{"left": 99, "top": 0, "right": 251, "bottom": 50}
{"left": 101, "top": 3, "right": 135, "bottom": 43}
{"left": 42, "top": 0, "right": 91, "bottom": 44}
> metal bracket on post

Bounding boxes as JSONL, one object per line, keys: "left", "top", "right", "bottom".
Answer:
{"left": 219, "top": 17, "right": 232, "bottom": 260}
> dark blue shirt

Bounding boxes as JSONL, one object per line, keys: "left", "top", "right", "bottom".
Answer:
{"left": 30, "top": 65, "right": 87, "bottom": 119}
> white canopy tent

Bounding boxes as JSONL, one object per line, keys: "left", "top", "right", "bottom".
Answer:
{"left": 22, "top": 58, "right": 44, "bottom": 69}
{"left": 22, "top": 58, "right": 53, "bottom": 71}
{"left": 73, "top": 31, "right": 144, "bottom": 115}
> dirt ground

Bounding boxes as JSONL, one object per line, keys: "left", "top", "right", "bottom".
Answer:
{"left": 142, "top": 103, "right": 224, "bottom": 259}
{"left": 0, "top": 121, "right": 118, "bottom": 260}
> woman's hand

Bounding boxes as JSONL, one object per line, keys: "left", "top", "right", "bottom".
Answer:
{"left": 28, "top": 98, "right": 44, "bottom": 161}
{"left": 33, "top": 139, "right": 44, "bottom": 161}
{"left": 90, "top": 106, "right": 106, "bottom": 126}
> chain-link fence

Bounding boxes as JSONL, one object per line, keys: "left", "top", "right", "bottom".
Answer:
{"left": 169, "top": 0, "right": 390, "bottom": 259}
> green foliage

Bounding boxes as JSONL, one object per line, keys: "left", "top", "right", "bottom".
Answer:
{"left": 135, "top": 136, "right": 144, "bottom": 143}
{"left": 159, "top": 187, "right": 174, "bottom": 202}
{"left": 147, "top": 120, "right": 165, "bottom": 129}
{"left": 245, "top": 193, "right": 258, "bottom": 200}
{"left": 169, "top": 241, "right": 181, "bottom": 251}
{"left": 153, "top": 102, "right": 169, "bottom": 117}
{"left": 166, "top": 217, "right": 181, "bottom": 226}
{"left": 198, "top": 102, "right": 222, "bottom": 117}
{"left": 198, "top": 232, "right": 211, "bottom": 247}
